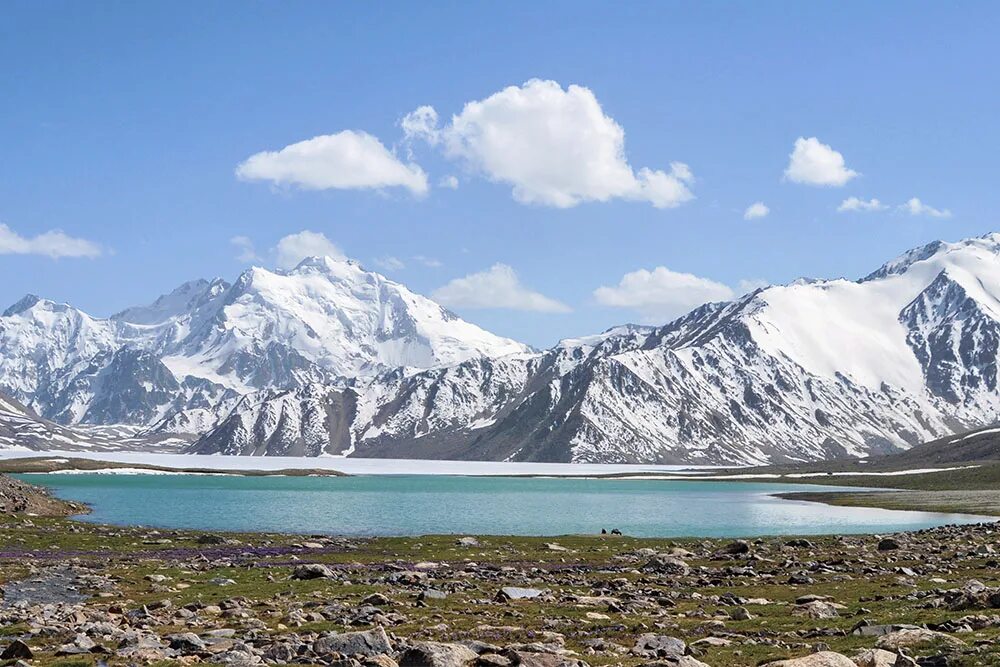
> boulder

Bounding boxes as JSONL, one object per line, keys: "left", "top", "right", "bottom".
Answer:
{"left": 292, "top": 563, "right": 337, "bottom": 580}
{"left": 632, "top": 634, "right": 686, "bottom": 659}
{"left": 496, "top": 587, "right": 545, "bottom": 601}
{"left": 762, "top": 652, "right": 856, "bottom": 667}
{"left": 0, "top": 641, "right": 32, "bottom": 660}
{"left": 642, "top": 555, "right": 691, "bottom": 575}
{"left": 877, "top": 538, "right": 901, "bottom": 551}
{"left": 398, "top": 641, "right": 478, "bottom": 667}
{"left": 314, "top": 627, "right": 393, "bottom": 657}
{"left": 875, "top": 628, "right": 964, "bottom": 650}
{"left": 851, "top": 649, "right": 899, "bottom": 667}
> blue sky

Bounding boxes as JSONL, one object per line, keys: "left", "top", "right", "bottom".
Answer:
{"left": 2, "top": 2, "right": 998, "bottom": 347}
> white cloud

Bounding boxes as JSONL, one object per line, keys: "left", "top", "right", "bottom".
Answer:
{"left": 432, "top": 263, "right": 570, "bottom": 313}
{"left": 274, "top": 230, "right": 344, "bottom": 270}
{"left": 901, "top": 197, "right": 952, "bottom": 218}
{"left": 404, "top": 79, "right": 694, "bottom": 209}
{"left": 594, "top": 266, "right": 735, "bottom": 323}
{"left": 374, "top": 255, "right": 405, "bottom": 271}
{"left": 784, "top": 137, "right": 858, "bottom": 187}
{"left": 837, "top": 197, "right": 886, "bottom": 212}
{"left": 0, "top": 223, "right": 102, "bottom": 259}
{"left": 236, "top": 130, "right": 428, "bottom": 196}
{"left": 439, "top": 175, "right": 459, "bottom": 189}
{"left": 413, "top": 255, "right": 443, "bottom": 268}
{"left": 230, "top": 235, "right": 261, "bottom": 263}
{"left": 401, "top": 106, "right": 440, "bottom": 145}
{"left": 743, "top": 202, "right": 769, "bottom": 220}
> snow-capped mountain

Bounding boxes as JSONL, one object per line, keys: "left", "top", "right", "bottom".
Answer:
{"left": 192, "top": 233, "right": 1000, "bottom": 464}
{"left": 0, "top": 257, "right": 529, "bottom": 427}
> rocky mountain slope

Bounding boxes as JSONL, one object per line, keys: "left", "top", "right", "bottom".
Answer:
{"left": 0, "top": 258, "right": 528, "bottom": 429}
{"left": 192, "top": 234, "right": 1000, "bottom": 464}
{"left": 0, "top": 391, "right": 189, "bottom": 453}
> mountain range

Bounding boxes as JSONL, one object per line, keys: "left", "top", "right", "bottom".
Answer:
{"left": 3, "top": 234, "right": 1000, "bottom": 464}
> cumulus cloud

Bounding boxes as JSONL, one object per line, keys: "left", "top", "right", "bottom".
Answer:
{"left": 274, "top": 230, "right": 345, "bottom": 270}
{"left": 901, "top": 197, "right": 952, "bottom": 218}
{"left": 432, "top": 263, "right": 570, "bottom": 313}
{"left": 373, "top": 256, "right": 405, "bottom": 271}
{"left": 743, "top": 202, "right": 769, "bottom": 220}
{"left": 594, "top": 266, "right": 735, "bottom": 323}
{"left": 837, "top": 197, "right": 886, "bottom": 212}
{"left": 784, "top": 137, "right": 858, "bottom": 187}
{"left": 236, "top": 130, "right": 428, "bottom": 196}
{"left": 0, "top": 223, "right": 102, "bottom": 259}
{"left": 438, "top": 175, "right": 459, "bottom": 189}
{"left": 403, "top": 79, "right": 694, "bottom": 209}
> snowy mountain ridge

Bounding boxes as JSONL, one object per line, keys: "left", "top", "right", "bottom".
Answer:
{"left": 6, "top": 233, "right": 1000, "bottom": 465}
{"left": 0, "top": 256, "right": 529, "bottom": 427}
{"left": 191, "top": 233, "right": 1000, "bottom": 464}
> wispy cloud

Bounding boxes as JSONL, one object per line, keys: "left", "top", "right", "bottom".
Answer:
{"left": 837, "top": 197, "right": 887, "bottom": 212}
{"left": 901, "top": 197, "right": 952, "bottom": 218}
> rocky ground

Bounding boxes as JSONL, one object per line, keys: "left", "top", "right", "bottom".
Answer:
{"left": 0, "top": 475, "right": 85, "bottom": 516}
{"left": 1, "top": 503, "right": 1000, "bottom": 667}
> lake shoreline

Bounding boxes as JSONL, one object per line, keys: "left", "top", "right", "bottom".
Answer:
{"left": 7, "top": 450, "right": 1000, "bottom": 521}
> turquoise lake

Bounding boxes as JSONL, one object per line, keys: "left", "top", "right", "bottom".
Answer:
{"left": 19, "top": 473, "right": 991, "bottom": 538}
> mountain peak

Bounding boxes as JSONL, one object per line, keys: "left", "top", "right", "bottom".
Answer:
{"left": 287, "top": 255, "right": 365, "bottom": 277}
{"left": 2, "top": 294, "right": 43, "bottom": 317}
{"left": 113, "top": 277, "right": 230, "bottom": 325}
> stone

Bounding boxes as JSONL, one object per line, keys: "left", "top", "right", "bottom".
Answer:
{"left": 793, "top": 600, "right": 842, "bottom": 619}
{"left": 632, "top": 634, "right": 686, "bottom": 658}
{"left": 762, "top": 652, "right": 857, "bottom": 667}
{"left": 504, "top": 652, "right": 588, "bottom": 667}
{"left": 721, "top": 540, "right": 751, "bottom": 555}
{"left": 457, "top": 537, "right": 480, "bottom": 547}
{"left": 362, "top": 593, "right": 394, "bottom": 606}
{"left": 496, "top": 586, "right": 545, "bottom": 601}
{"left": 877, "top": 538, "right": 902, "bottom": 551}
{"left": 729, "top": 606, "right": 753, "bottom": 620}
{"left": 398, "top": 641, "right": 478, "bottom": 667}
{"left": 642, "top": 555, "right": 690, "bottom": 575}
{"left": 292, "top": 563, "right": 337, "bottom": 580}
{"left": 314, "top": 627, "right": 393, "bottom": 657}
{"left": 419, "top": 589, "right": 448, "bottom": 601}
{"left": 168, "top": 632, "right": 207, "bottom": 652}
{"left": 0, "top": 641, "right": 32, "bottom": 660}
{"left": 851, "top": 648, "right": 900, "bottom": 667}
{"left": 875, "top": 629, "right": 965, "bottom": 650}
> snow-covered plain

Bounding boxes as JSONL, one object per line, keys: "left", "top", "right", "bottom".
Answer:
{"left": 0, "top": 449, "right": 711, "bottom": 476}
